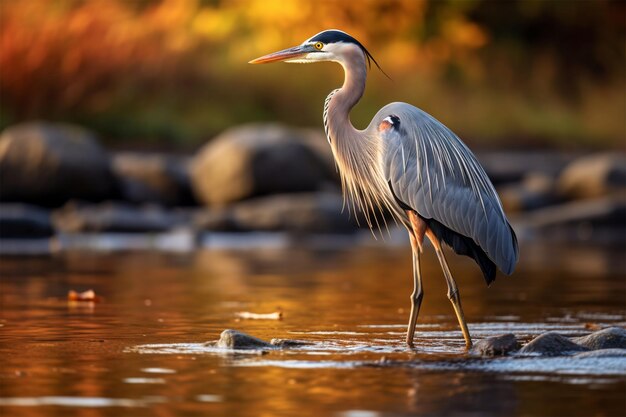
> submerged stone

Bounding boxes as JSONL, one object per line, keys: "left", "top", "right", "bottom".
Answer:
{"left": 519, "top": 332, "right": 589, "bottom": 356}
{"left": 112, "top": 152, "right": 195, "bottom": 207}
{"left": 469, "top": 333, "right": 520, "bottom": 357}
{"left": 0, "top": 204, "right": 54, "bottom": 238}
{"left": 270, "top": 338, "right": 313, "bottom": 348}
{"left": 574, "top": 348, "right": 626, "bottom": 358}
{"left": 194, "top": 192, "right": 357, "bottom": 234}
{"left": 216, "top": 329, "right": 275, "bottom": 350}
{"left": 572, "top": 327, "right": 626, "bottom": 350}
{"left": 52, "top": 202, "right": 187, "bottom": 233}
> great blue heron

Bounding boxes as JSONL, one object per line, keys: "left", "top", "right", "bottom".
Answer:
{"left": 250, "top": 29, "right": 519, "bottom": 349}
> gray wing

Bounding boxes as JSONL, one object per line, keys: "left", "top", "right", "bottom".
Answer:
{"left": 376, "top": 102, "right": 519, "bottom": 275}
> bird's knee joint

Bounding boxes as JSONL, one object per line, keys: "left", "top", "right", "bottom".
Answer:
{"left": 410, "top": 290, "right": 424, "bottom": 304}
{"left": 447, "top": 288, "right": 460, "bottom": 302}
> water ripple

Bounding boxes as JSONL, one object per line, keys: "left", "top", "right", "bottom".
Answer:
{"left": 0, "top": 396, "right": 163, "bottom": 408}
{"left": 127, "top": 320, "right": 626, "bottom": 383}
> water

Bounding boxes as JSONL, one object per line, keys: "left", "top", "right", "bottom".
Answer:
{"left": 1, "top": 238, "right": 625, "bottom": 417}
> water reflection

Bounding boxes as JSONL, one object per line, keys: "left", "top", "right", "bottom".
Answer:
{"left": 0, "top": 241, "right": 624, "bottom": 417}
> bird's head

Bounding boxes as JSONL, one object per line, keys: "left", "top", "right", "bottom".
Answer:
{"left": 249, "top": 29, "right": 386, "bottom": 75}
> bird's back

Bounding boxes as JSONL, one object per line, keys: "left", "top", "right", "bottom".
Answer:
{"left": 373, "top": 102, "right": 519, "bottom": 281}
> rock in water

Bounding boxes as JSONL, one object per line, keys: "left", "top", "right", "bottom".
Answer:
{"left": 0, "top": 122, "right": 116, "bottom": 206}
{"left": 190, "top": 124, "right": 336, "bottom": 206}
{"left": 515, "top": 196, "right": 626, "bottom": 243}
{"left": 574, "top": 349, "right": 626, "bottom": 358}
{"left": 498, "top": 173, "right": 559, "bottom": 213}
{"left": 469, "top": 334, "right": 520, "bottom": 357}
{"left": 216, "top": 329, "right": 275, "bottom": 350}
{"left": 52, "top": 202, "right": 187, "bottom": 233}
{"left": 519, "top": 332, "right": 589, "bottom": 356}
{"left": 112, "top": 152, "right": 195, "bottom": 206}
{"left": 557, "top": 153, "right": 626, "bottom": 200}
{"left": 0, "top": 204, "right": 54, "bottom": 238}
{"left": 231, "top": 192, "right": 355, "bottom": 233}
{"left": 194, "top": 192, "right": 357, "bottom": 234}
{"left": 572, "top": 327, "right": 626, "bottom": 350}
{"left": 270, "top": 338, "right": 313, "bottom": 348}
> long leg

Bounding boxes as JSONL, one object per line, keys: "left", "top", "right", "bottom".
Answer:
{"left": 406, "top": 231, "right": 424, "bottom": 347}
{"left": 426, "top": 229, "right": 473, "bottom": 349}
{"left": 406, "top": 211, "right": 426, "bottom": 347}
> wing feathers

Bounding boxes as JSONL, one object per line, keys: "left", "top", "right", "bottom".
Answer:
{"left": 381, "top": 103, "right": 519, "bottom": 276}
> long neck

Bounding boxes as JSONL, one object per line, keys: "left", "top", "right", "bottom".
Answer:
{"left": 323, "top": 50, "right": 395, "bottom": 230}
{"left": 324, "top": 52, "right": 367, "bottom": 143}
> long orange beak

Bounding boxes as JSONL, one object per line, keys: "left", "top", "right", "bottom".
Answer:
{"left": 248, "top": 45, "right": 310, "bottom": 64}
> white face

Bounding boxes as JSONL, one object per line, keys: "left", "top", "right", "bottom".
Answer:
{"left": 285, "top": 41, "right": 361, "bottom": 65}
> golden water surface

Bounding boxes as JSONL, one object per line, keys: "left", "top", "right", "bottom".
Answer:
{"left": 1, "top": 241, "right": 625, "bottom": 417}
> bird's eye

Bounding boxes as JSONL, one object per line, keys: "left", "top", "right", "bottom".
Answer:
{"left": 314, "top": 42, "right": 324, "bottom": 50}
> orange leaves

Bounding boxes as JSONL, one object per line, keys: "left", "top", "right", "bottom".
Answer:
{"left": 0, "top": 0, "right": 477, "bottom": 115}
{"left": 0, "top": 0, "right": 621, "bottom": 145}
{"left": 442, "top": 18, "right": 489, "bottom": 49}
{"left": 0, "top": 0, "right": 206, "bottom": 119}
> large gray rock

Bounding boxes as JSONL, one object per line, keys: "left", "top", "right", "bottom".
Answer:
{"left": 52, "top": 202, "right": 187, "bottom": 233}
{"left": 519, "top": 332, "right": 589, "bottom": 356}
{"left": 470, "top": 334, "right": 520, "bottom": 357}
{"left": 190, "top": 124, "right": 337, "bottom": 206}
{"left": 0, "top": 204, "right": 54, "bottom": 238}
{"left": 0, "top": 122, "right": 116, "bottom": 206}
{"left": 112, "top": 152, "right": 195, "bottom": 206}
{"left": 572, "top": 327, "right": 626, "bottom": 350}
{"left": 194, "top": 192, "right": 357, "bottom": 233}
{"left": 215, "top": 329, "right": 275, "bottom": 350}
{"left": 557, "top": 153, "right": 626, "bottom": 200}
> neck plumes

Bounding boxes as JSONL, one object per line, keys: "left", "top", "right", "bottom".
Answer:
{"left": 323, "top": 51, "right": 394, "bottom": 232}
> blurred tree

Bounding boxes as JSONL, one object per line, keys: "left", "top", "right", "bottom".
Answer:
{"left": 0, "top": 0, "right": 623, "bottom": 148}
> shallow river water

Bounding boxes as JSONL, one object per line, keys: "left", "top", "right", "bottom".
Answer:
{"left": 1, "top": 236, "right": 625, "bottom": 417}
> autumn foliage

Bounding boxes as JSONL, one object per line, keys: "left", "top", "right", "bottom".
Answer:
{"left": 0, "top": 0, "right": 624, "bottom": 147}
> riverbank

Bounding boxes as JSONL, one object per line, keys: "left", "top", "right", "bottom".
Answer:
{"left": 1, "top": 122, "right": 624, "bottom": 255}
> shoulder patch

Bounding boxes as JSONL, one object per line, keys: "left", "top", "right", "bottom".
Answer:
{"left": 378, "top": 115, "right": 401, "bottom": 133}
